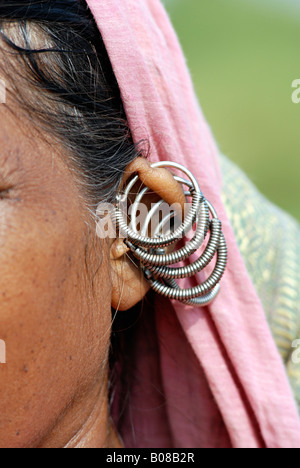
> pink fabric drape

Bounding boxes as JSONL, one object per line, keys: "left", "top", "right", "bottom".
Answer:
{"left": 86, "top": 0, "right": 300, "bottom": 448}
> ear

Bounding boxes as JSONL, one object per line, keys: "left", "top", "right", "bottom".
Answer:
{"left": 110, "top": 157, "right": 185, "bottom": 311}
{"left": 110, "top": 237, "right": 151, "bottom": 311}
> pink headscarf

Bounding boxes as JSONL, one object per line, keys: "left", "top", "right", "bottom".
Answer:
{"left": 86, "top": 0, "right": 300, "bottom": 448}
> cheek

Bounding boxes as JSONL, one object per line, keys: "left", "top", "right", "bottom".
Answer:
{"left": 0, "top": 202, "right": 111, "bottom": 447}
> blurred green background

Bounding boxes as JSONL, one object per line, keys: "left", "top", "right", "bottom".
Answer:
{"left": 163, "top": 0, "right": 300, "bottom": 221}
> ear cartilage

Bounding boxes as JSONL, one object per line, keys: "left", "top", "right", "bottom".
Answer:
{"left": 115, "top": 161, "right": 227, "bottom": 307}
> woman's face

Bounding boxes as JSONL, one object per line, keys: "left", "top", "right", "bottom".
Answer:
{"left": 0, "top": 56, "right": 183, "bottom": 447}
{"left": 0, "top": 99, "right": 114, "bottom": 447}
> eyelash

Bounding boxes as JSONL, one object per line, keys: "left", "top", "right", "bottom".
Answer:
{"left": 0, "top": 187, "right": 12, "bottom": 199}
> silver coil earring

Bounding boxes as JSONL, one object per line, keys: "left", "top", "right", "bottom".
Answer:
{"left": 115, "top": 161, "right": 227, "bottom": 307}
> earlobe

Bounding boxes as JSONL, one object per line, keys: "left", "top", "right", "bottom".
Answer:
{"left": 110, "top": 237, "right": 150, "bottom": 311}
{"left": 110, "top": 247, "right": 150, "bottom": 311}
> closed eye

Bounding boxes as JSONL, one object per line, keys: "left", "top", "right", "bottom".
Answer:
{"left": 0, "top": 187, "right": 12, "bottom": 198}
{"left": 0, "top": 173, "right": 15, "bottom": 199}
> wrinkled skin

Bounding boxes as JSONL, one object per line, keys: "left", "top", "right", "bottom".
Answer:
{"left": 0, "top": 78, "right": 184, "bottom": 447}
{"left": 0, "top": 101, "right": 117, "bottom": 448}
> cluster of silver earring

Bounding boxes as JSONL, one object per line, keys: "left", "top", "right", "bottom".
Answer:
{"left": 115, "top": 161, "right": 227, "bottom": 307}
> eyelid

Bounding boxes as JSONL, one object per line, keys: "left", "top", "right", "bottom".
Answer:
{"left": 0, "top": 189, "right": 11, "bottom": 199}
{"left": 0, "top": 180, "right": 13, "bottom": 191}
{"left": 0, "top": 171, "right": 15, "bottom": 190}
{"left": 0, "top": 162, "right": 19, "bottom": 197}
{"left": 0, "top": 177, "right": 14, "bottom": 198}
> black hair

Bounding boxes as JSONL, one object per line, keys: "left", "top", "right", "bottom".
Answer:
{"left": 0, "top": 0, "right": 140, "bottom": 206}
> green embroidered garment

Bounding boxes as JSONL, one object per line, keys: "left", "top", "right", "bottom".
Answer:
{"left": 220, "top": 155, "right": 300, "bottom": 410}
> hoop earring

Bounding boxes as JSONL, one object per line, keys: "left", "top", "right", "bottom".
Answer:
{"left": 115, "top": 161, "right": 227, "bottom": 307}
